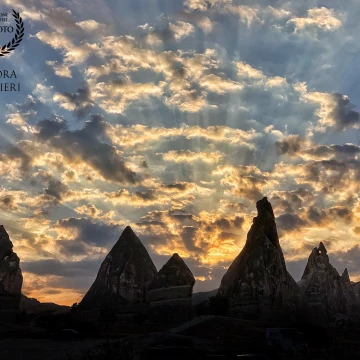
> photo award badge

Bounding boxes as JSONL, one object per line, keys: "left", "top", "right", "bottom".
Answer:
{"left": 0, "top": 9, "right": 24, "bottom": 92}
{"left": 0, "top": 9, "right": 24, "bottom": 57}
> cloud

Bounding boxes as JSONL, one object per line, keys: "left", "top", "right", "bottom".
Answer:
{"left": 36, "top": 115, "right": 140, "bottom": 184}
{"left": 236, "top": 61, "right": 287, "bottom": 88}
{"left": 56, "top": 217, "right": 119, "bottom": 248}
{"left": 21, "top": 258, "right": 102, "bottom": 277}
{"left": 300, "top": 91, "right": 360, "bottom": 131}
{"left": 45, "top": 178, "right": 69, "bottom": 201}
{"left": 276, "top": 213, "right": 307, "bottom": 234}
{"left": 160, "top": 150, "right": 224, "bottom": 163}
{"left": 169, "top": 21, "right": 195, "bottom": 40}
{"left": 199, "top": 74, "right": 243, "bottom": 93}
{"left": 53, "top": 87, "right": 94, "bottom": 118}
{"left": 106, "top": 124, "right": 260, "bottom": 149}
{"left": 46, "top": 60, "right": 72, "bottom": 78}
{"left": 276, "top": 135, "right": 305, "bottom": 156}
{"left": 213, "top": 165, "right": 269, "bottom": 200}
{"left": 288, "top": 7, "right": 342, "bottom": 32}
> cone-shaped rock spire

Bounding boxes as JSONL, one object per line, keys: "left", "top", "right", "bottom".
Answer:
{"left": 80, "top": 226, "right": 157, "bottom": 309}
{"left": 299, "top": 242, "right": 359, "bottom": 322}
{"left": 148, "top": 253, "right": 195, "bottom": 324}
{"left": 149, "top": 253, "right": 195, "bottom": 291}
{"left": 217, "top": 197, "right": 304, "bottom": 321}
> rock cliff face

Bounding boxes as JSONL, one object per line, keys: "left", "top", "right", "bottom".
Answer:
{"left": 0, "top": 225, "right": 23, "bottom": 322}
{"left": 298, "top": 242, "right": 359, "bottom": 324}
{"left": 353, "top": 281, "right": 360, "bottom": 300}
{"left": 217, "top": 197, "right": 304, "bottom": 321}
{"left": 148, "top": 253, "right": 195, "bottom": 323}
{"left": 80, "top": 226, "right": 157, "bottom": 309}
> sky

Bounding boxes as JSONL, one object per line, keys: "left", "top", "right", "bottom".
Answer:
{"left": 1, "top": 0, "right": 360, "bottom": 306}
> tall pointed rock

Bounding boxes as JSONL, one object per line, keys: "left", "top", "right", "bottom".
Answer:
{"left": 217, "top": 197, "right": 304, "bottom": 321}
{"left": 148, "top": 253, "right": 195, "bottom": 323}
{"left": 299, "top": 243, "right": 359, "bottom": 323}
{"left": 0, "top": 225, "right": 23, "bottom": 322}
{"left": 80, "top": 226, "right": 157, "bottom": 309}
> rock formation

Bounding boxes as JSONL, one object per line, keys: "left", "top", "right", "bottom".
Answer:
{"left": 217, "top": 197, "right": 304, "bottom": 321}
{"left": 148, "top": 253, "right": 195, "bottom": 323}
{"left": 0, "top": 225, "right": 23, "bottom": 322}
{"left": 298, "top": 242, "right": 359, "bottom": 325}
{"left": 352, "top": 281, "right": 360, "bottom": 300}
{"left": 80, "top": 226, "right": 157, "bottom": 310}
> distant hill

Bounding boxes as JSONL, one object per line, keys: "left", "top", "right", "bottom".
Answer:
{"left": 192, "top": 289, "right": 218, "bottom": 305}
{"left": 19, "top": 294, "right": 70, "bottom": 314}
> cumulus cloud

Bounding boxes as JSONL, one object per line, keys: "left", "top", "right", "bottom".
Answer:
{"left": 300, "top": 91, "right": 360, "bottom": 131}
{"left": 36, "top": 115, "right": 140, "bottom": 184}
{"left": 53, "top": 87, "right": 94, "bottom": 118}
{"left": 288, "top": 7, "right": 342, "bottom": 32}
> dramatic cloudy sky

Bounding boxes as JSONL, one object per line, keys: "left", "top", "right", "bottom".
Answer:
{"left": 1, "top": 0, "right": 360, "bottom": 305}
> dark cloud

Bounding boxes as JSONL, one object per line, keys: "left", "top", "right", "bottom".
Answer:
{"left": 305, "top": 144, "right": 360, "bottom": 160}
{"left": 0, "top": 195, "right": 16, "bottom": 209}
{"left": 134, "top": 189, "right": 156, "bottom": 201}
{"left": 276, "top": 135, "right": 304, "bottom": 156}
{"left": 232, "top": 216, "right": 244, "bottom": 229}
{"left": 165, "top": 183, "right": 189, "bottom": 191}
{"left": 140, "top": 160, "right": 148, "bottom": 168}
{"left": 37, "top": 117, "right": 67, "bottom": 139}
{"left": 181, "top": 226, "right": 204, "bottom": 254}
{"left": 218, "top": 231, "right": 238, "bottom": 240}
{"left": 55, "top": 87, "right": 94, "bottom": 119}
{"left": 45, "top": 179, "right": 68, "bottom": 200}
{"left": 328, "top": 206, "right": 353, "bottom": 224}
{"left": 37, "top": 115, "right": 140, "bottom": 184}
{"left": 57, "top": 217, "right": 119, "bottom": 247}
{"left": 326, "top": 245, "right": 360, "bottom": 278}
{"left": 7, "top": 142, "right": 33, "bottom": 172}
{"left": 306, "top": 206, "right": 327, "bottom": 225}
{"left": 57, "top": 239, "right": 88, "bottom": 256}
{"left": 213, "top": 218, "right": 231, "bottom": 230}
{"left": 276, "top": 213, "right": 307, "bottom": 234}
{"left": 353, "top": 226, "right": 360, "bottom": 235}
{"left": 304, "top": 159, "right": 349, "bottom": 188}
{"left": 171, "top": 213, "right": 195, "bottom": 221}
{"left": 21, "top": 258, "right": 102, "bottom": 277}
{"left": 330, "top": 93, "right": 360, "bottom": 131}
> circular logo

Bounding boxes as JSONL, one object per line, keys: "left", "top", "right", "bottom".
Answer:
{"left": 0, "top": 10, "right": 25, "bottom": 57}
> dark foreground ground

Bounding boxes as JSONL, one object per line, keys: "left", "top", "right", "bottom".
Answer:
{"left": 0, "top": 338, "right": 104, "bottom": 360}
{"left": 1, "top": 316, "right": 360, "bottom": 360}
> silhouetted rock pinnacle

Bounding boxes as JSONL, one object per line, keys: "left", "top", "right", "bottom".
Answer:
{"left": 0, "top": 225, "right": 23, "bottom": 322}
{"left": 80, "top": 226, "right": 157, "bottom": 309}
{"left": 149, "top": 253, "right": 195, "bottom": 292}
{"left": 299, "top": 242, "right": 359, "bottom": 324}
{"left": 148, "top": 253, "right": 195, "bottom": 324}
{"left": 217, "top": 197, "right": 304, "bottom": 321}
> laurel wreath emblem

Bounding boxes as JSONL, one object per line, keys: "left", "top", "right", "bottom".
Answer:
{"left": 0, "top": 9, "right": 25, "bottom": 57}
